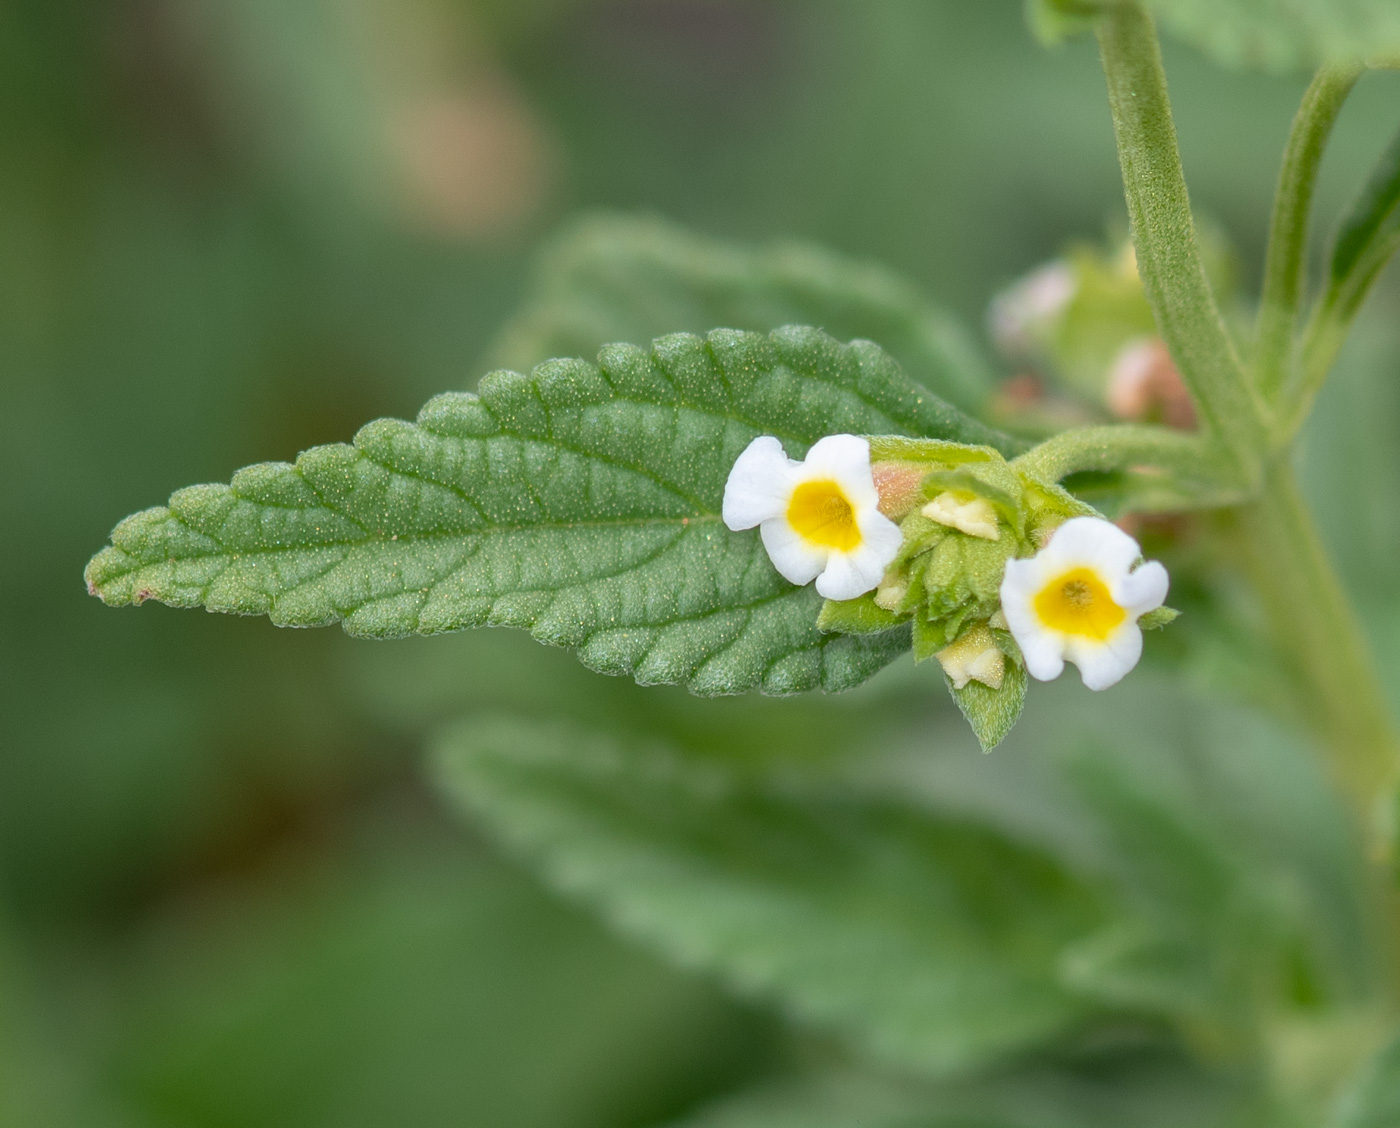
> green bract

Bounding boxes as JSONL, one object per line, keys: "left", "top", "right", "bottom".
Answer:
{"left": 85, "top": 327, "right": 1012, "bottom": 697}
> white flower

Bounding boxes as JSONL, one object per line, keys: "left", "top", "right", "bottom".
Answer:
{"left": 922, "top": 490, "right": 1000, "bottom": 540}
{"left": 999, "top": 516, "right": 1167, "bottom": 691}
{"left": 722, "top": 434, "right": 902, "bottom": 601}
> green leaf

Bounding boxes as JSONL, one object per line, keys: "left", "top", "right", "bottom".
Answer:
{"left": 490, "top": 213, "right": 1002, "bottom": 416}
{"left": 1331, "top": 126, "right": 1400, "bottom": 289}
{"left": 102, "top": 809, "right": 769, "bottom": 1128}
{"left": 431, "top": 715, "right": 1106, "bottom": 1079}
{"left": 669, "top": 1055, "right": 1253, "bottom": 1128}
{"left": 948, "top": 659, "right": 1028, "bottom": 753}
{"left": 1139, "top": 605, "right": 1180, "bottom": 630}
{"left": 1142, "top": 0, "right": 1400, "bottom": 73}
{"left": 1333, "top": 1029, "right": 1400, "bottom": 1128}
{"left": 1025, "top": 0, "right": 1103, "bottom": 49}
{"left": 86, "top": 327, "right": 1017, "bottom": 696}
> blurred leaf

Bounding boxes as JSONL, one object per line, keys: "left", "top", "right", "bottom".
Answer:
{"left": 1024, "top": 1, "right": 1101, "bottom": 49}
{"left": 1333, "top": 1027, "right": 1400, "bottom": 1128}
{"left": 0, "top": 927, "right": 144, "bottom": 1128}
{"left": 861, "top": 671, "right": 1385, "bottom": 1102}
{"left": 431, "top": 714, "right": 1106, "bottom": 1079}
{"left": 668, "top": 1052, "right": 1252, "bottom": 1128}
{"left": 490, "top": 213, "right": 1002, "bottom": 415}
{"left": 86, "top": 327, "right": 1014, "bottom": 696}
{"left": 104, "top": 808, "right": 771, "bottom": 1128}
{"left": 1143, "top": 0, "right": 1400, "bottom": 73}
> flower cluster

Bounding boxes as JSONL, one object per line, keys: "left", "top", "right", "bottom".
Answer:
{"left": 723, "top": 434, "right": 1170, "bottom": 705}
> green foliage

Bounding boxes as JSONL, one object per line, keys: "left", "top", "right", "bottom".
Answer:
{"left": 490, "top": 213, "right": 1001, "bottom": 416}
{"left": 1025, "top": 0, "right": 1103, "bottom": 49}
{"left": 86, "top": 327, "right": 1014, "bottom": 696}
{"left": 948, "top": 655, "right": 1028, "bottom": 754}
{"left": 670, "top": 1056, "right": 1248, "bottom": 1128}
{"left": 432, "top": 715, "right": 1107, "bottom": 1079}
{"left": 1142, "top": 0, "right": 1400, "bottom": 73}
{"left": 1334, "top": 1030, "right": 1400, "bottom": 1128}
{"left": 1331, "top": 127, "right": 1400, "bottom": 291}
{"left": 101, "top": 811, "right": 769, "bottom": 1128}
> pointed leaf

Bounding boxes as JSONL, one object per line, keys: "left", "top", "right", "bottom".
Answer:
{"left": 431, "top": 715, "right": 1105, "bottom": 1078}
{"left": 87, "top": 327, "right": 1016, "bottom": 695}
{"left": 949, "top": 660, "right": 1028, "bottom": 753}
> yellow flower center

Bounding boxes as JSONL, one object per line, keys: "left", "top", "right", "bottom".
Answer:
{"left": 1033, "top": 567, "right": 1125, "bottom": 640}
{"left": 787, "top": 479, "right": 861, "bottom": 551}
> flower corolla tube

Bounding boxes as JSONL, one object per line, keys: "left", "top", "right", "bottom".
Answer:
{"left": 1000, "top": 516, "right": 1168, "bottom": 691}
{"left": 722, "top": 434, "right": 902, "bottom": 601}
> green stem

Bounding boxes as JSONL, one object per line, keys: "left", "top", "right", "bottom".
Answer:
{"left": 1255, "top": 65, "right": 1362, "bottom": 406}
{"left": 1096, "top": 3, "right": 1268, "bottom": 484}
{"left": 1233, "top": 460, "right": 1400, "bottom": 839}
{"left": 1012, "top": 423, "right": 1234, "bottom": 504}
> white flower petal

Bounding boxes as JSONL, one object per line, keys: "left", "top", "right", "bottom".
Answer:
{"left": 1114, "top": 560, "right": 1169, "bottom": 616}
{"left": 1065, "top": 625, "right": 1143, "bottom": 691}
{"left": 723, "top": 436, "right": 795, "bottom": 530}
{"left": 1017, "top": 623, "right": 1067, "bottom": 682}
{"left": 801, "top": 434, "right": 879, "bottom": 508}
{"left": 1039, "top": 516, "right": 1141, "bottom": 574}
{"left": 856, "top": 505, "right": 903, "bottom": 561}
{"left": 815, "top": 552, "right": 865, "bottom": 601}
{"left": 759, "top": 518, "right": 826, "bottom": 586}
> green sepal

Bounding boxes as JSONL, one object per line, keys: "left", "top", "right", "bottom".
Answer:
{"left": 922, "top": 534, "right": 1015, "bottom": 620}
{"left": 912, "top": 616, "right": 950, "bottom": 664}
{"left": 948, "top": 659, "right": 1029, "bottom": 753}
{"left": 866, "top": 435, "right": 1008, "bottom": 465}
{"left": 817, "top": 594, "right": 905, "bottom": 636}
{"left": 1139, "top": 605, "right": 1181, "bottom": 631}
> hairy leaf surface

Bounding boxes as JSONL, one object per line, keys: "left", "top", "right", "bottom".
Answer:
{"left": 432, "top": 715, "right": 1105, "bottom": 1078}
{"left": 86, "top": 328, "right": 1014, "bottom": 695}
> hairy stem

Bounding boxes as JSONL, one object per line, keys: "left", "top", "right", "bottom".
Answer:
{"left": 1096, "top": 3, "right": 1267, "bottom": 484}
{"left": 1255, "top": 65, "right": 1362, "bottom": 406}
{"left": 1012, "top": 423, "right": 1236, "bottom": 507}
{"left": 1233, "top": 460, "right": 1400, "bottom": 844}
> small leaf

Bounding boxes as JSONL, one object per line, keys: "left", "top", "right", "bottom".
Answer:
{"left": 1142, "top": 0, "right": 1400, "bottom": 73}
{"left": 1139, "top": 605, "right": 1181, "bottom": 630}
{"left": 949, "top": 659, "right": 1028, "bottom": 753}
{"left": 432, "top": 715, "right": 1105, "bottom": 1079}
{"left": 87, "top": 327, "right": 1017, "bottom": 696}
{"left": 492, "top": 213, "right": 1003, "bottom": 416}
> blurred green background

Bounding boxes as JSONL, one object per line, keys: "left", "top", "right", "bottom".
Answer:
{"left": 4, "top": 1, "right": 1400, "bottom": 1124}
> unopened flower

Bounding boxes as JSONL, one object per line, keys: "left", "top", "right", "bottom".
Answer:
{"left": 937, "top": 622, "right": 1005, "bottom": 690}
{"left": 922, "top": 491, "right": 1000, "bottom": 541}
{"left": 722, "top": 434, "right": 902, "bottom": 601}
{"left": 999, "top": 516, "right": 1167, "bottom": 691}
